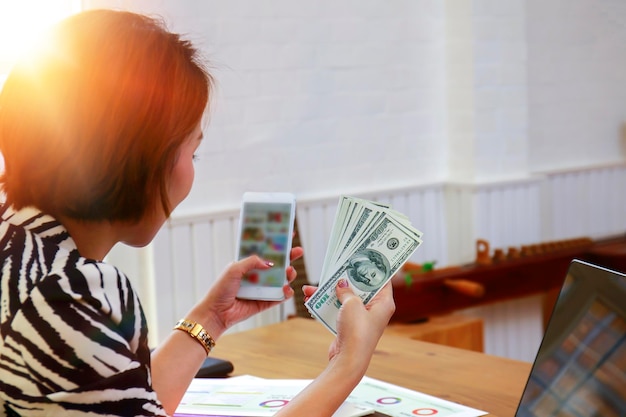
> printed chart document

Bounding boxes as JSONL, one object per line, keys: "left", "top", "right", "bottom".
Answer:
{"left": 173, "top": 376, "right": 487, "bottom": 417}
{"left": 305, "top": 196, "right": 423, "bottom": 334}
{"left": 350, "top": 376, "right": 487, "bottom": 417}
{"left": 173, "top": 376, "right": 373, "bottom": 417}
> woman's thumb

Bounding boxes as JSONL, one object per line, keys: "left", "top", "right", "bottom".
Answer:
{"left": 335, "top": 278, "right": 359, "bottom": 305}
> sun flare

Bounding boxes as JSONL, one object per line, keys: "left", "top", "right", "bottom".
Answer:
{"left": 0, "top": 1, "right": 81, "bottom": 73}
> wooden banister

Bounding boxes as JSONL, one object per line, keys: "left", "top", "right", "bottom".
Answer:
{"left": 391, "top": 235, "right": 626, "bottom": 322}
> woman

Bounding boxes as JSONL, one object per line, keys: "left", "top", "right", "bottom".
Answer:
{"left": 0, "top": 9, "right": 395, "bottom": 417}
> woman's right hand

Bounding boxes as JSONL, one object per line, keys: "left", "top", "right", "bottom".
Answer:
{"left": 279, "top": 281, "right": 395, "bottom": 416}
{"left": 303, "top": 279, "right": 395, "bottom": 374}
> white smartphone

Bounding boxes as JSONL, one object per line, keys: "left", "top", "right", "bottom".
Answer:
{"left": 235, "top": 192, "right": 296, "bottom": 301}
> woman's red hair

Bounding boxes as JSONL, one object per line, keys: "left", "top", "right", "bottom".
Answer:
{"left": 0, "top": 9, "right": 212, "bottom": 221}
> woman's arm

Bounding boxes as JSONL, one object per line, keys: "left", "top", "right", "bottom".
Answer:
{"left": 150, "top": 249, "right": 303, "bottom": 415}
{"left": 275, "top": 280, "right": 395, "bottom": 416}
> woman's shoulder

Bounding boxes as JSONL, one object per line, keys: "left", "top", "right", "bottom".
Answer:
{"left": 56, "top": 256, "right": 134, "bottom": 294}
{"left": 0, "top": 205, "right": 141, "bottom": 324}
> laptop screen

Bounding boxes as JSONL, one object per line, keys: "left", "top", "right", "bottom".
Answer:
{"left": 516, "top": 260, "right": 626, "bottom": 417}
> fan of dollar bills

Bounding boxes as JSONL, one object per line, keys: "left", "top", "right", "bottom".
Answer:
{"left": 305, "top": 196, "right": 423, "bottom": 334}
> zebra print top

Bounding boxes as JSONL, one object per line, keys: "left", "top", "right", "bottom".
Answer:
{"left": 0, "top": 205, "right": 167, "bottom": 416}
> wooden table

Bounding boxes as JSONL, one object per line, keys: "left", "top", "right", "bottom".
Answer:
{"left": 211, "top": 318, "right": 531, "bottom": 417}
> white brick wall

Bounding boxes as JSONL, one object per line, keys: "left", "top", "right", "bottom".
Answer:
{"left": 527, "top": 0, "right": 626, "bottom": 171}
{"left": 1, "top": 1, "right": 624, "bottom": 208}
{"left": 84, "top": 0, "right": 449, "bottom": 211}
{"left": 472, "top": 0, "right": 529, "bottom": 180}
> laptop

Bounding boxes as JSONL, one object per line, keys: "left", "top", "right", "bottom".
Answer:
{"left": 514, "top": 259, "right": 626, "bottom": 417}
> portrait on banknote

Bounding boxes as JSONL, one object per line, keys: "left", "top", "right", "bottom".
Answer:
{"left": 346, "top": 248, "right": 390, "bottom": 292}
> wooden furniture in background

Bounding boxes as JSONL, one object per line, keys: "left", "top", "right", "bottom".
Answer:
{"left": 392, "top": 235, "right": 626, "bottom": 323}
{"left": 212, "top": 318, "right": 531, "bottom": 417}
{"left": 386, "top": 314, "right": 484, "bottom": 352}
{"left": 585, "top": 238, "right": 626, "bottom": 274}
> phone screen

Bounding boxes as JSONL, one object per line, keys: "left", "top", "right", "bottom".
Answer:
{"left": 238, "top": 202, "right": 293, "bottom": 288}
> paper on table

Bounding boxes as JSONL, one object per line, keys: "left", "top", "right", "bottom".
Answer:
{"left": 348, "top": 376, "right": 487, "bottom": 417}
{"left": 173, "top": 376, "right": 373, "bottom": 417}
{"left": 174, "top": 375, "right": 487, "bottom": 417}
{"left": 175, "top": 401, "right": 371, "bottom": 417}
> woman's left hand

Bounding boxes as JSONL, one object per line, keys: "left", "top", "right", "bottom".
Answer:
{"left": 194, "top": 247, "right": 304, "bottom": 338}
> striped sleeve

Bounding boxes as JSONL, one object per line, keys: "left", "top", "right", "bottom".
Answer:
{"left": 0, "top": 258, "right": 167, "bottom": 416}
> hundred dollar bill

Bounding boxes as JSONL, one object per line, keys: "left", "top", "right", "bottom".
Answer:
{"left": 320, "top": 205, "right": 377, "bottom": 285}
{"left": 325, "top": 217, "right": 421, "bottom": 286}
{"left": 318, "top": 197, "right": 401, "bottom": 286}
{"left": 305, "top": 214, "right": 422, "bottom": 334}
